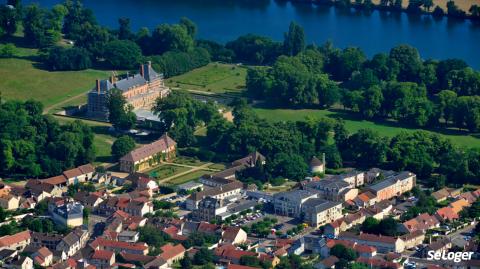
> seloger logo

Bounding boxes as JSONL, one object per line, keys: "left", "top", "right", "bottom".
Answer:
{"left": 427, "top": 251, "right": 474, "bottom": 262}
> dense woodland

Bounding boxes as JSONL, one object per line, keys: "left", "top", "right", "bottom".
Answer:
{"left": 0, "top": 99, "right": 95, "bottom": 178}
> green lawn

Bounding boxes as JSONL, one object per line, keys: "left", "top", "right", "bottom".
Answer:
{"left": 165, "top": 62, "right": 247, "bottom": 94}
{"left": 167, "top": 170, "right": 208, "bottom": 185}
{"left": 253, "top": 107, "right": 480, "bottom": 148}
{"left": 148, "top": 164, "right": 191, "bottom": 180}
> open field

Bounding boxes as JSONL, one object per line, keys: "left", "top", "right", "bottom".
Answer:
{"left": 165, "top": 62, "right": 247, "bottom": 94}
{"left": 253, "top": 107, "right": 480, "bottom": 148}
{"left": 0, "top": 57, "right": 110, "bottom": 109}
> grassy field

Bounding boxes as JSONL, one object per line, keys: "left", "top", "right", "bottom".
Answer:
{"left": 167, "top": 170, "right": 208, "bottom": 185}
{"left": 253, "top": 107, "right": 480, "bottom": 148}
{"left": 149, "top": 164, "right": 191, "bottom": 180}
{"left": 0, "top": 57, "right": 110, "bottom": 110}
{"left": 165, "top": 62, "right": 247, "bottom": 94}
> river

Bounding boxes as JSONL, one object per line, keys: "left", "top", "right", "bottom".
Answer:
{"left": 26, "top": 0, "right": 480, "bottom": 68}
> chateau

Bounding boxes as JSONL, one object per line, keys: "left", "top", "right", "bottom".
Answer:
{"left": 87, "top": 62, "right": 170, "bottom": 120}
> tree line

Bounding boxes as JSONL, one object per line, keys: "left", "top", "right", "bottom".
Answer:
{"left": 247, "top": 41, "right": 480, "bottom": 132}
{"left": 153, "top": 92, "right": 480, "bottom": 187}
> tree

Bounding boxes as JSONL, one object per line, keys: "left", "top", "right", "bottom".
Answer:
{"left": 447, "top": 1, "right": 466, "bottom": 17}
{"left": 74, "top": 24, "right": 111, "bottom": 58}
{"left": 283, "top": 21, "right": 305, "bottom": 56}
{"left": 151, "top": 23, "right": 194, "bottom": 54}
{"left": 118, "top": 17, "right": 133, "bottom": 40}
{"left": 180, "top": 17, "right": 197, "bottom": 38}
{"left": 104, "top": 40, "right": 143, "bottom": 69}
{"left": 327, "top": 47, "right": 366, "bottom": 81}
{"left": 317, "top": 74, "right": 340, "bottom": 108}
{"left": 180, "top": 256, "right": 193, "bottom": 269}
{"left": 193, "top": 248, "right": 214, "bottom": 265}
{"left": 389, "top": 44, "right": 423, "bottom": 82}
{"left": 226, "top": 34, "right": 282, "bottom": 65}
{"left": 62, "top": 0, "right": 97, "bottom": 40}
{"left": 361, "top": 217, "right": 380, "bottom": 234}
{"left": 107, "top": 89, "right": 136, "bottom": 130}
{"left": 341, "top": 129, "right": 388, "bottom": 168}
{"left": 111, "top": 136, "right": 136, "bottom": 161}
{"left": 470, "top": 5, "right": 480, "bottom": 19}
{"left": 361, "top": 85, "right": 383, "bottom": 119}
{"left": 330, "top": 244, "right": 357, "bottom": 261}
{"left": 437, "top": 90, "right": 457, "bottom": 126}
{"left": 270, "top": 153, "right": 308, "bottom": 181}
{"left": 0, "top": 5, "right": 19, "bottom": 37}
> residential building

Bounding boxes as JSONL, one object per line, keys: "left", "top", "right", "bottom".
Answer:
{"left": 400, "top": 213, "right": 440, "bottom": 233}
{"left": 435, "top": 207, "right": 459, "bottom": 222}
{"left": 90, "top": 250, "right": 115, "bottom": 269}
{"left": 32, "top": 247, "right": 53, "bottom": 267}
{"left": 273, "top": 190, "right": 318, "bottom": 217}
{"left": 0, "top": 195, "right": 19, "bottom": 210}
{"left": 301, "top": 198, "right": 343, "bottom": 227}
{"left": 91, "top": 238, "right": 149, "bottom": 255}
{"left": 4, "top": 256, "right": 33, "bottom": 269}
{"left": 56, "top": 229, "right": 89, "bottom": 257}
{"left": 118, "top": 230, "right": 140, "bottom": 243}
{"left": 119, "top": 134, "right": 176, "bottom": 172}
{"left": 303, "top": 178, "right": 358, "bottom": 202}
{"left": 62, "top": 164, "right": 95, "bottom": 185}
{"left": 400, "top": 231, "right": 425, "bottom": 250}
{"left": 338, "top": 232, "right": 405, "bottom": 253}
{"left": 315, "top": 255, "right": 339, "bottom": 269}
{"left": 192, "top": 197, "right": 228, "bottom": 222}
{"left": 222, "top": 227, "right": 247, "bottom": 245}
{"left": 158, "top": 244, "right": 185, "bottom": 265}
{"left": 87, "top": 62, "right": 170, "bottom": 120}
{"left": 51, "top": 201, "right": 84, "bottom": 227}
{"left": 366, "top": 172, "right": 416, "bottom": 201}
{"left": 186, "top": 181, "right": 243, "bottom": 210}
{"left": 177, "top": 181, "right": 204, "bottom": 192}
{"left": 0, "top": 231, "right": 31, "bottom": 251}
{"left": 73, "top": 192, "right": 103, "bottom": 210}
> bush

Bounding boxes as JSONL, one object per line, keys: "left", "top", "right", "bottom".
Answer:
{"left": 0, "top": 43, "right": 16, "bottom": 58}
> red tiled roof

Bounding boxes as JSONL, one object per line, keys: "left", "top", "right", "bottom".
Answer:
{"left": 356, "top": 257, "right": 401, "bottom": 269}
{"left": 92, "top": 238, "right": 148, "bottom": 251}
{"left": 403, "top": 213, "right": 439, "bottom": 232}
{"left": 322, "top": 256, "right": 339, "bottom": 267}
{"left": 198, "top": 222, "right": 220, "bottom": 234}
{"left": 0, "top": 230, "right": 30, "bottom": 247}
{"left": 120, "top": 252, "right": 155, "bottom": 263}
{"left": 159, "top": 243, "right": 185, "bottom": 261}
{"left": 436, "top": 207, "right": 459, "bottom": 221}
{"left": 92, "top": 250, "right": 114, "bottom": 260}
{"left": 37, "top": 247, "right": 52, "bottom": 258}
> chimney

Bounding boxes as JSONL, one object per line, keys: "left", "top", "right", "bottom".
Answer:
{"left": 140, "top": 64, "right": 145, "bottom": 77}
{"left": 148, "top": 60, "right": 152, "bottom": 67}
{"left": 322, "top": 153, "right": 326, "bottom": 165}
{"left": 126, "top": 71, "right": 130, "bottom": 80}
{"left": 96, "top": 79, "right": 101, "bottom": 93}
{"left": 110, "top": 75, "right": 116, "bottom": 84}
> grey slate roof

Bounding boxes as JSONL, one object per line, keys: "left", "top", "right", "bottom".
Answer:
{"left": 302, "top": 198, "right": 341, "bottom": 213}
{"left": 114, "top": 74, "right": 147, "bottom": 92}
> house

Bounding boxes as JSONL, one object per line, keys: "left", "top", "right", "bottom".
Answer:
{"left": 41, "top": 175, "right": 68, "bottom": 190}
{"left": 222, "top": 227, "right": 247, "bottom": 245}
{"left": 338, "top": 232, "right": 405, "bottom": 253}
{"left": 30, "top": 232, "right": 63, "bottom": 250}
{"left": 192, "top": 197, "right": 227, "bottom": 222}
{"left": 366, "top": 172, "right": 416, "bottom": 201}
{"left": 91, "top": 238, "right": 149, "bottom": 255}
{"left": 32, "top": 247, "right": 53, "bottom": 267}
{"left": 62, "top": 164, "right": 95, "bottom": 185}
{"left": 144, "top": 257, "right": 169, "bottom": 269}
{"left": 301, "top": 198, "right": 343, "bottom": 227}
{"left": 421, "top": 238, "right": 452, "bottom": 258}
{"left": 0, "top": 231, "right": 31, "bottom": 251}
{"left": 273, "top": 190, "right": 318, "bottom": 217}
{"left": 186, "top": 181, "right": 243, "bottom": 210}
{"left": 56, "top": 229, "right": 89, "bottom": 257}
{"left": 449, "top": 198, "right": 470, "bottom": 214}
{"left": 400, "top": 213, "right": 440, "bottom": 233}
{"left": 177, "top": 181, "right": 204, "bottom": 192}
{"left": 400, "top": 231, "right": 425, "bottom": 250}
{"left": 51, "top": 201, "right": 84, "bottom": 227}
{"left": 87, "top": 62, "right": 170, "bottom": 120}
{"left": 215, "top": 244, "right": 257, "bottom": 264}
{"left": 354, "top": 191, "right": 377, "bottom": 208}
{"left": 228, "top": 265, "right": 259, "bottom": 269}
{"left": 119, "top": 133, "right": 176, "bottom": 172}
{"left": 4, "top": 256, "right": 33, "bottom": 269}
{"left": 0, "top": 195, "right": 19, "bottom": 210}
{"left": 158, "top": 243, "right": 185, "bottom": 265}
{"left": 25, "top": 179, "right": 62, "bottom": 199}
{"left": 97, "top": 197, "right": 153, "bottom": 217}
{"left": 310, "top": 155, "right": 326, "bottom": 174}
{"left": 119, "top": 252, "right": 155, "bottom": 265}
{"left": 315, "top": 255, "right": 339, "bottom": 269}
{"left": 73, "top": 192, "right": 103, "bottom": 210}
{"left": 90, "top": 250, "right": 115, "bottom": 269}
{"left": 435, "top": 207, "right": 459, "bottom": 222}
{"left": 118, "top": 230, "right": 139, "bottom": 243}
{"left": 323, "top": 219, "right": 348, "bottom": 237}
{"left": 321, "top": 239, "right": 377, "bottom": 258}
{"left": 431, "top": 188, "right": 451, "bottom": 202}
